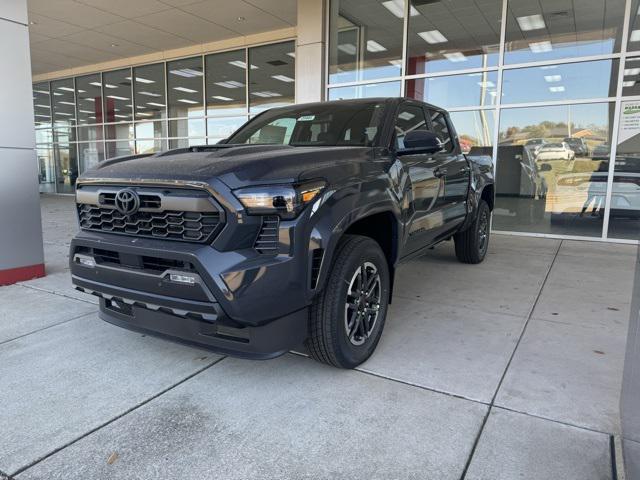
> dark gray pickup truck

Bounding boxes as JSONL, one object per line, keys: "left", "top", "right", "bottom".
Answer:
{"left": 69, "top": 98, "right": 494, "bottom": 368}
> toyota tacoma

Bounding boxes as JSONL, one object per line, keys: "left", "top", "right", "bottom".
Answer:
{"left": 69, "top": 98, "right": 494, "bottom": 368}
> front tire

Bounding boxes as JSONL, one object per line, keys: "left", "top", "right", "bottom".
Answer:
{"left": 306, "top": 235, "right": 390, "bottom": 369}
{"left": 454, "top": 200, "right": 491, "bottom": 264}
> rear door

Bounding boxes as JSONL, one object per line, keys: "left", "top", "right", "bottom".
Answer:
{"left": 393, "top": 102, "right": 446, "bottom": 254}
{"left": 427, "top": 109, "right": 470, "bottom": 229}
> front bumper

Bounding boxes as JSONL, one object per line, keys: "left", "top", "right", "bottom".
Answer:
{"left": 69, "top": 230, "right": 312, "bottom": 358}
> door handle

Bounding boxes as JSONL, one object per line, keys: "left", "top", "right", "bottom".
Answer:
{"left": 434, "top": 167, "right": 448, "bottom": 178}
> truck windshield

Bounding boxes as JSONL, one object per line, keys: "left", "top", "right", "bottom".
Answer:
{"left": 226, "top": 102, "right": 386, "bottom": 147}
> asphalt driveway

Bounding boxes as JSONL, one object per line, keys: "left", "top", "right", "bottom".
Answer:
{"left": 0, "top": 194, "right": 635, "bottom": 479}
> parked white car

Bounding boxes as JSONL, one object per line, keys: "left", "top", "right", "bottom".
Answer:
{"left": 536, "top": 142, "right": 576, "bottom": 161}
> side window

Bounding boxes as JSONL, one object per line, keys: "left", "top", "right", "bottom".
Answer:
{"left": 395, "top": 104, "right": 428, "bottom": 149}
{"left": 428, "top": 110, "right": 453, "bottom": 153}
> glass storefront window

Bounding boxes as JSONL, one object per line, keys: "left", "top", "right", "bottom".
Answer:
{"left": 105, "top": 123, "right": 134, "bottom": 141}
{"left": 167, "top": 56, "right": 204, "bottom": 118}
{"left": 248, "top": 42, "right": 295, "bottom": 113}
{"left": 77, "top": 125, "right": 102, "bottom": 143}
{"left": 105, "top": 140, "right": 134, "bottom": 159}
{"left": 35, "top": 128, "right": 52, "bottom": 144}
{"left": 206, "top": 116, "right": 247, "bottom": 143}
{"left": 494, "top": 102, "right": 613, "bottom": 237}
{"left": 205, "top": 50, "right": 247, "bottom": 116}
{"left": 622, "top": 56, "right": 640, "bottom": 96}
{"left": 77, "top": 141, "right": 105, "bottom": 173}
{"left": 406, "top": 0, "right": 501, "bottom": 75}
{"left": 329, "top": 0, "right": 403, "bottom": 83}
{"left": 33, "top": 82, "right": 51, "bottom": 128}
{"left": 607, "top": 100, "right": 640, "bottom": 239}
{"left": 75, "top": 74, "right": 103, "bottom": 125}
{"left": 169, "top": 118, "right": 205, "bottom": 138}
{"left": 53, "top": 143, "right": 79, "bottom": 194}
{"left": 502, "top": 60, "right": 618, "bottom": 104}
{"left": 628, "top": 0, "right": 640, "bottom": 53}
{"left": 133, "top": 63, "right": 166, "bottom": 121}
{"left": 168, "top": 138, "right": 205, "bottom": 149}
{"left": 504, "top": 0, "right": 625, "bottom": 65}
{"left": 328, "top": 81, "right": 401, "bottom": 100}
{"left": 136, "top": 138, "right": 166, "bottom": 155}
{"left": 449, "top": 110, "right": 496, "bottom": 154}
{"left": 51, "top": 78, "right": 76, "bottom": 126}
{"left": 406, "top": 71, "right": 498, "bottom": 109}
{"left": 37, "top": 147, "right": 55, "bottom": 193}
{"left": 102, "top": 68, "right": 133, "bottom": 123}
{"left": 134, "top": 121, "right": 167, "bottom": 139}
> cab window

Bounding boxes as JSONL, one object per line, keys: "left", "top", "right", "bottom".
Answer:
{"left": 395, "top": 104, "right": 429, "bottom": 149}
{"left": 428, "top": 110, "right": 454, "bottom": 153}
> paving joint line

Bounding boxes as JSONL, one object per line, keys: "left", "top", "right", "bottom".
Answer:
{"left": 16, "top": 283, "right": 98, "bottom": 306}
{"left": 458, "top": 239, "right": 563, "bottom": 480}
{"left": 10, "top": 356, "right": 228, "bottom": 478}
{"left": 0, "top": 311, "right": 97, "bottom": 347}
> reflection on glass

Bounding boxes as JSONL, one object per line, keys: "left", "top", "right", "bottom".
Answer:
{"left": 35, "top": 128, "right": 52, "bottom": 144}
{"left": 248, "top": 41, "right": 295, "bottom": 113}
{"left": 51, "top": 78, "right": 76, "bottom": 126}
{"left": 504, "top": 0, "right": 625, "bottom": 64}
{"left": 329, "top": 0, "right": 403, "bottom": 83}
{"left": 77, "top": 125, "right": 102, "bottom": 143}
{"left": 407, "top": 0, "right": 501, "bottom": 75}
{"left": 135, "top": 121, "right": 166, "bottom": 139}
{"left": 133, "top": 63, "right": 166, "bottom": 121}
{"left": 105, "top": 123, "right": 133, "bottom": 141}
{"left": 206, "top": 117, "right": 246, "bottom": 143}
{"left": 628, "top": 0, "right": 640, "bottom": 52}
{"left": 75, "top": 74, "right": 103, "bottom": 124}
{"left": 328, "top": 81, "right": 401, "bottom": 100}
{"left": 102, "top": 68, "right": 133, "bottom": 123}
{"left": 607, "top": 100, "right": 640, "bottom": 239}
{"left": 33, "top": 82, "right": 51, "bottom": 128}
{"left": 168, "top": 137, "right": 205, "bottom": 149}
{"left": 37, "top": 147, "right": 55, "bottom": 193}
{"left": 136, "top": 138, "right": 166, "bottom": 155}
{"left": 169, "top": 118, "right": 205, "bottom": 138}
{"left": 406, "top": 71, "right": 498, "bottom": 109}
{"left": 494, "top": 103, "right": 614, "bottom": 237}
{"left": 105, "top": 140, "right": 134, "bottom": 159}
{"left": 52, "top": 125, "right": 76, "bottom": 143}
{"left": 449, "top": 110, "right": 495, "bottom": 154}
{"left": 53, "top": 143, "right": 78, "bottom": 194}
{"left": 167, "top": 56, "right": 204, "bottom": 118}
{"left": 206, "top": 50, "right": 247, "bottom": 116}
{"left": 622, "top": 57, "right": 640, "bottom": 96}
{"left": 502, "top": 60, "right": 618, "bottom": 104}
{"left": 78, "top": 141, "right": 105, "bottom": 173}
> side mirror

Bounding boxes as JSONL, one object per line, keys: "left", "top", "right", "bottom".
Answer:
{"left": 398, "top": 130, "right": 443, "bottom": 155}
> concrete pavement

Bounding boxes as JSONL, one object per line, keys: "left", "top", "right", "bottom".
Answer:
{"left": 0, "top": 195, "right": 635, "bottom": 479}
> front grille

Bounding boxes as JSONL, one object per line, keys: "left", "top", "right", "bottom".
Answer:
{"left": 254, "top": 215, "right": 279, "bottom": 254}
{"left": 75, "top": 246, "right": 196, "bottom": 273}
{"left": 76, "top": 186, "right": 224, "bottom": 243}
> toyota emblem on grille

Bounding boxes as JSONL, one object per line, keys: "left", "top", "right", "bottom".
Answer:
{"left": 114, "top": 189, "right": 140, "bottom": 216}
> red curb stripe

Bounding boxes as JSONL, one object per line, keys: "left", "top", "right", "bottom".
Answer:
{"left": 0, "top": 263, "right": 45, "bottom": 286}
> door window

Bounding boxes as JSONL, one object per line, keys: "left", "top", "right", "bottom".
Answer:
{"left": 395, "top": 104, "right": 429, "bottom": 149}
{"left": 428, "top": 110, "right": 454, "bottom": 153}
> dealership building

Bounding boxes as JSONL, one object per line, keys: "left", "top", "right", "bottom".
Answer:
{"left": 1, "top": 0, "right": 640, "bottom": 280}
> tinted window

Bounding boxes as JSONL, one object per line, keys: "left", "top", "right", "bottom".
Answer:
{"left": 429, "top": 110, "right": 454, "bottom": 152}
{"left": 394, "top": 104, "right": 428, "bottom": 149}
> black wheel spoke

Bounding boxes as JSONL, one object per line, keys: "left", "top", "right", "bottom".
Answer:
{"left": 344, "top": 261, "right": 382, "bottom": 346}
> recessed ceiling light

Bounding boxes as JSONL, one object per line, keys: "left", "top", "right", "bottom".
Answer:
{"left": 228, "top": 60, "right": 258, "bottom": 70}
{"left": 57, "top": 87, "right": 75, "bottom": 92}
{"left": 544, "top": 74, "right": 562, "bottom": 82}
{"left": 58, "top": 101, "right": 75, "bottom": 106}
{"left": 250, "top": 91, "right": 283, "bottom": 98}
{"left": 146, "top": 102, "right": 165, "bottom": 107}
{"left": 212, "top": 95, "right": 233, "bottom": 101}
{"left": 624, "top": 68, "right": 640, "bottom": 76}
{"left": 34, "top": 104, "right": 50, "bottom": 109}
{"left": 366, "top": 40, "right": 387, "bottom": 52}
{"left": 89, "top": 81, "right": 103, "bottom": 87}
{"left": 381, "top": 0, "right": 419, "bottom": 18}
{"left": 548, "top": 86, "right": 565, "bottom": 92}
{"left": 623, "top": 81, "right": 636, "bottom": 87}
{"left": 237, "top": 16, "right": 245, "bottom": 21}
{"left": 443, "top": 52, "right": 467, "bottom": 62}
{"left": 34, "top": 89, "right": 49, "bottom": 95}
{"left": 135, "top": 77, "right": 155, "bottom": 84}
{"left": 173, "top": 86, "right": 198, "bottom": 93}
{"left": 106, "top": 95, "right": 129, "bottom": 101}
{"left": 337, "top": 43, "right": 357, "bottom": 55}
{"left": 286, "top": 52, "right": 296, "bottom": 58}
{"left": 214, "top": 80, "right": 244, "bottom": 88}
{"left": 136, "top": 112, "right": 153, "bottom": 117}
{"left": 177, "top": 98, "right": 199, "bottom": 104}
{"left": 169, "top": 68, "right": 203, "bottom": 77}
{"left": 529, "top": 41, "right": 552, "bottom": 53}
{"left": 78, "top": 109, "right": 94, "bottom": 114}
{"left": 103, "top": 83, "right": 118, "bottom": 89}
{"left": 114, "top": 114, "right": 128, "bottom": 118}
{"left": 139, "top": 91, "right": 162, "bottom": 97}
{"left": 56, "top": 112, "right": 73, "bottom": 116}
{"left": 110, "top": 43, "right": 118, "bottom": 47}
{"left": 388, "top": 59, "right": 403, "bottom": 68}
{"left": 271, "top": 75, "right": 295, "bottom": 83}
{"left": 418, "top": 30, "right": 448, "bottom": 44}
{"left": 631, "top": 30, "right": 640, "bottom": 42}
{"left": 517, "top": 14, "right": 546, "bottom": 31}
{"left": 398, "top": 111, "right": 415, "bottom": 121}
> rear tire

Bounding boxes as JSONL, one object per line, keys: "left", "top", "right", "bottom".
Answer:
{"left": 454, "top": 200, "right": 490, "bottom": 264}
{"left": 305, "top": 234, "right": 390, "bottom": 369}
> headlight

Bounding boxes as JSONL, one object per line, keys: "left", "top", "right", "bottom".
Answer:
{"left": 233, "top": 180, "right": 326, "bottom": 219}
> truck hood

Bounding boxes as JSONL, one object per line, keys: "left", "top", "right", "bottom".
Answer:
{"left": 80, "top": 144, "right": 374, "bottom": 189}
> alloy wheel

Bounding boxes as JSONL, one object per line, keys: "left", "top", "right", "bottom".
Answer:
{"left": 344, "top": 261, "right": 381, "bottom": 346}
